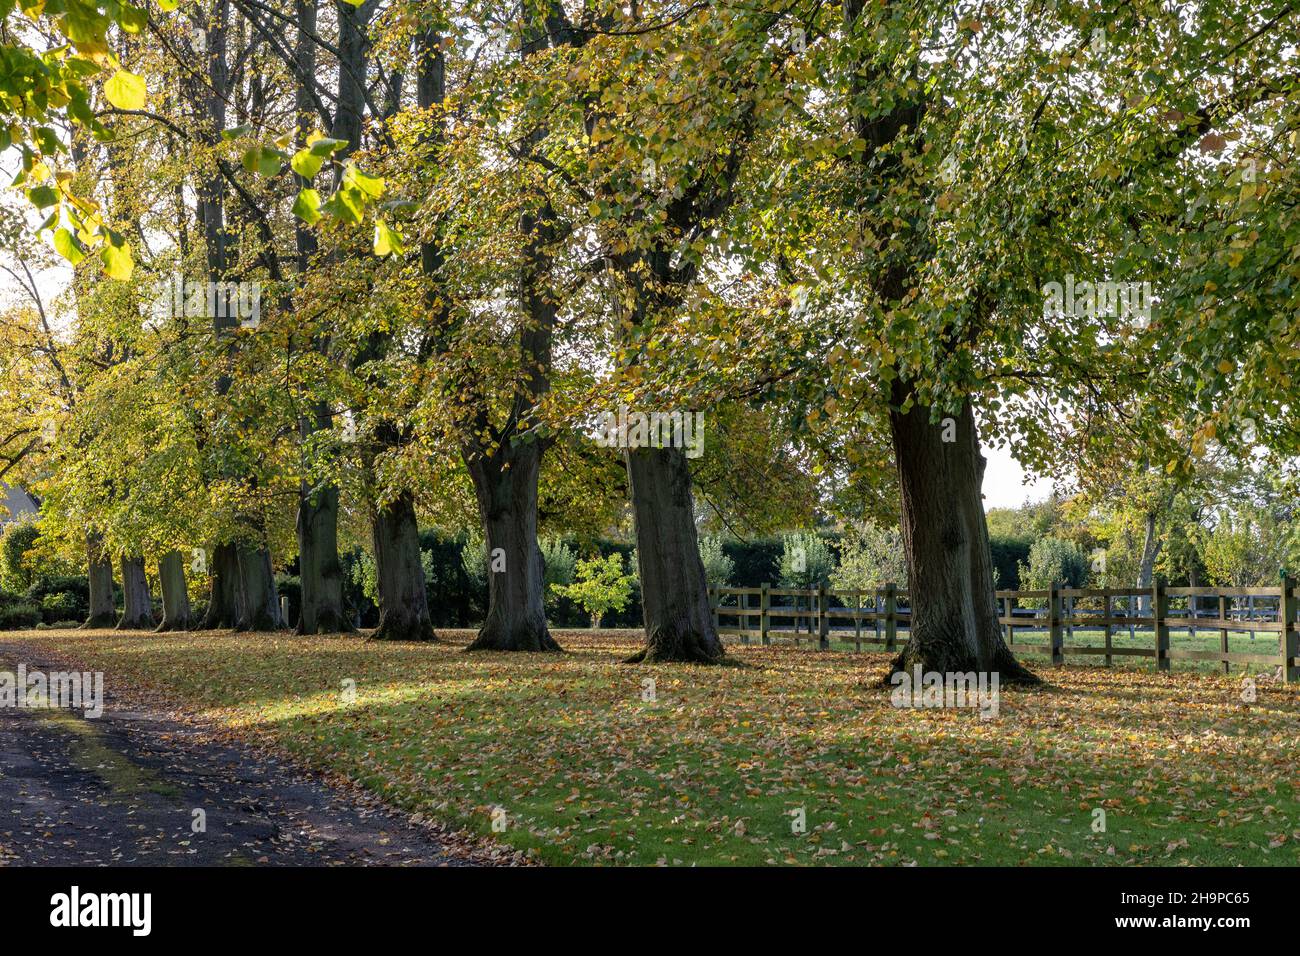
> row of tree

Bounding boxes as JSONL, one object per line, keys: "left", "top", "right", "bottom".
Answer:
{"left": 0, "top": 0, "right": 1296, "bottom": 677}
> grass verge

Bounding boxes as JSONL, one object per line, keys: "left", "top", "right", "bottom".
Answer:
{"left": 7, "top": 627, "right": 1299, "bottom": 866}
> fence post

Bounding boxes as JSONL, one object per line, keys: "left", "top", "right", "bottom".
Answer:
{"left": 1280, "top": 576, "right": 1297, "bottom": 684}
{"left": 1219, "top": 593, "right": 1229, "bottom": 674}
{"left": 760, "top": 583, "right": 770, "bottom": 646}
{"left": 884, "top": 583, "right": 898, "bottom": 652}
{"left": 1002, "top": 594, "right": 1013, "bottom": 647}
{"left": 740, "top": 590, "right": 750, "bottom": 645}
{"left": 853, "top": 589, "right": 862, "bottom": 652}
{"left": 817, "top": 584, "right": 830, "bottom": 650}
{"left": 1102, "top": 593, "right": 1112, "bottom": 667}
{"left": 1153, "top": 579, "right": 1170, "bottom": 672}
{"left": 1049, "top": 581, "right": 1064, "bottom": 666}
{"left": 709, "top": 585, "right": 718, "bottom": 633}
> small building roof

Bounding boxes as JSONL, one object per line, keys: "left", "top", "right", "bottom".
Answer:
{"left": 0, "top": 483, "right": 38, "bottom": 525}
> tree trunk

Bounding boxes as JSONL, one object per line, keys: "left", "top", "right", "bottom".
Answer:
{"left": 202, "top": 542, "right": 242, "bottom": 629}
{"left": 623, "top": 445, "right": 724, "bottom": 664}
{"left": 297, "top": 479, "right": 351, "bottom": 634}
{"left": 82, "top": 533, "right": 117, "bottom": 628}
{"left": 369, "top": 492, "right": 435, "bottom": 641}
{"left": 886, "top": 384, "right": 1037, "bottom": 683}
{"left": 235, "top": 543, "right": 283, "bottom": 631}
{"left": 464, "top": 441, "right": 558, "bottom": 652}
{"left": 1135, "top": 511, "right": 1161, "bottom": 615}
{"left": 116, "top": 555, "right": 155, "bottom": 630}
{"left": 155, "top": 550, "right": 194, "bottom": 631}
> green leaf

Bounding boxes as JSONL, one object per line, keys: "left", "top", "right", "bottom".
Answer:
{"left": 258, "top": 148, "right": 285, "bottom": 177}
{"left": 103, "top": 70, "right": 147, "bottom": 111}
{"left": 222, "top": 124, "right": 255, "bottom": 141}
{"left": 26, "top": 185, "right": 58, "bottom": 208}
{"left": 290, "top": 147, "right": 325, "bottom": 180}
{"left": 308, "top": 136, "right": 348, "bottom": 156}
{"left": 321, "top": 189, "right": 362, "bottom": 224}
{"left": 52, "top": 227, "right": 85, "bottom": 265}
{"left": 119, "top": 4, "right": 147, "bottom": 32}
{"left": 343, "top": 165, "right": 384, "bottom": 199}
{"left": 242, "top": 146, "right": 285, "bottom": 177}
{"left": 292, "top": 188, "right": 322, "bottom": 225}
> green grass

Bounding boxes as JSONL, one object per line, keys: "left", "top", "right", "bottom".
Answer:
{"left": 8, "top": 627, "right": 1300, "bottom": 866}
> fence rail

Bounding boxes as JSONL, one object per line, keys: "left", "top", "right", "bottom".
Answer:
{"left": 707, "top": 578, "right": 1300, "bottom": 683}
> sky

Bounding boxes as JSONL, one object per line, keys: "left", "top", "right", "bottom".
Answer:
{"left": 981, "top": 442, "right": 1054, "bottom": 511}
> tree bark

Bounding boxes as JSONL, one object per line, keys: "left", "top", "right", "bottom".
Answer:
{"left": 116, "top": 554, "right": 155, "bottom": 630}
{"left": 234, "top": 543, "right": 283, "bottom": 631}
{"left": 82, "top": 532, "right": 117, "bottom": 628}
{"left": 297, "top": 479, "right": 350, "bottom": 634}
{"left": 623, "top": 445, "right": 724, "bottom": 664}
{"left": 201, "top": 542, "right": 241, "bottom": 628}
{"left": 155, "top": 550, "right": 194, "bottom": 631}
{"left": 369, "top": 492, "right": 435, "bottom": 641}
{"left": 1135, "top": 510, "right": 1162, "bottom": 615}
{"left": 288, "top": 0, "right": 350, "bottom": 637}
{"left": 464, "top": 440, "right": 558, "bottom": 652}
{"left": 886, "top": 383, "right": 1037, "bottom": 683}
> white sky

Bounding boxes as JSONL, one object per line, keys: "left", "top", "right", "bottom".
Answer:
{"left": 981, "top": 442, "right": 1054, "bottom": 510}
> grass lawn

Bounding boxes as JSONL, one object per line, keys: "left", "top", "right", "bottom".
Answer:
{"left": 7, "top": 627, "right": 1300, "bottom": 866}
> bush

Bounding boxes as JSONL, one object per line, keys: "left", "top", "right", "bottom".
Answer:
{"left": 831, "top": 521, "right": 907, "bottom": 591}
{"left": 0, "top": 519, "right": 40, "bottom": 592}
{"left": 988, "top": 534, "right": 1032, "bottom": 591}
{"left": 1017, "top": 537, "right": 1088, "bottom": 606}
{"left": 26, "top": 575, "right": 89, "bottom": 624}
{"left": 0, "top": 599, "right": 41, "bottom": 630}
{"left": 39, "top": 590, "right": 82, "bottom": 623}
{"left": 778, "top": 531, "right": 836, "bottom": 589}
{"left": 722, "top": 537, "right": 783, "bottom": 588}
{"left": 698, "top": 535, "right": 734, "bottom": 588}
{"left": 552, "top": 553, "right": 636, "bottom": 628}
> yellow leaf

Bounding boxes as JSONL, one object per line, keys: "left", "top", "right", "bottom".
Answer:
{"left": 103, "top": 70, "right": 147, "bottom": 111}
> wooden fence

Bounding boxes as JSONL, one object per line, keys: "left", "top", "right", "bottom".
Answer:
{"left": 707, "top": 578, "right": 1300, "bottom": 683}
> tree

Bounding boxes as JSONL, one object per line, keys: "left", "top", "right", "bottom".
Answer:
{"left": 553, "top": 553, "right": 636, "bottom": 629}
{"left": 1018, "top": 538, "right": 1089, "bottom": 593}
{"left": 778, "top": 532, "right": 835, "bottom": 590}
{"left": 831, "top": 521, "right": 907, "bottom": 591}
{"left": 697, "top": 536, "right": 734, "bottom": 588}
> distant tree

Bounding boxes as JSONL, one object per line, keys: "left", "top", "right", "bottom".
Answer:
{"left": 553, "top": 553, "right": 636, "bottom": 629}
{"left": 1018, "top": 538, "right": 1089, "bottom": 598}
{"left": 0, "top": 518, "right": 40, "bottom": 592}
{"left": 778, "top": 532, "right": 835, "bottom": 589}
{"left": 1199, "top": 510, "right": 1289, "bottom": 587}
{"left": 540, "top": 536, "right": 577, "bottom": 603}
{"left": 460, "top": 534, "right": 489, "bottom": 594}
{"left": 697, "top": 536, "right": 735, "bottom": 588}
{"left": 831, "top": 521, "right": 907, "bottom": 590}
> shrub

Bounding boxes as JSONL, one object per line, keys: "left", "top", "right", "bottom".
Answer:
{"left": 0, "top": 600, "right": 41, "bottom": 630}
{"left": 831, "top": 521, "right": 907, "bottom": 591}
{"left": 0, "top": 518, "right": 40, "bottom": 592}
{"left": 698, "top": 535, "right": 735, "bottom": 588}
{"left": 1017, "top": 537, "right": 1088, "bottom": 606}
{"left": 552, "top": 553, "right": 636, "bottom": 628}
{"left": 39, "top": 590, "right": 82, "bottom": 623}
{"left": 26, "top": 575, "right": 89, "bottom": 624}
{"left": 778, "top": 531, "right": 836, "bottom": 589}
